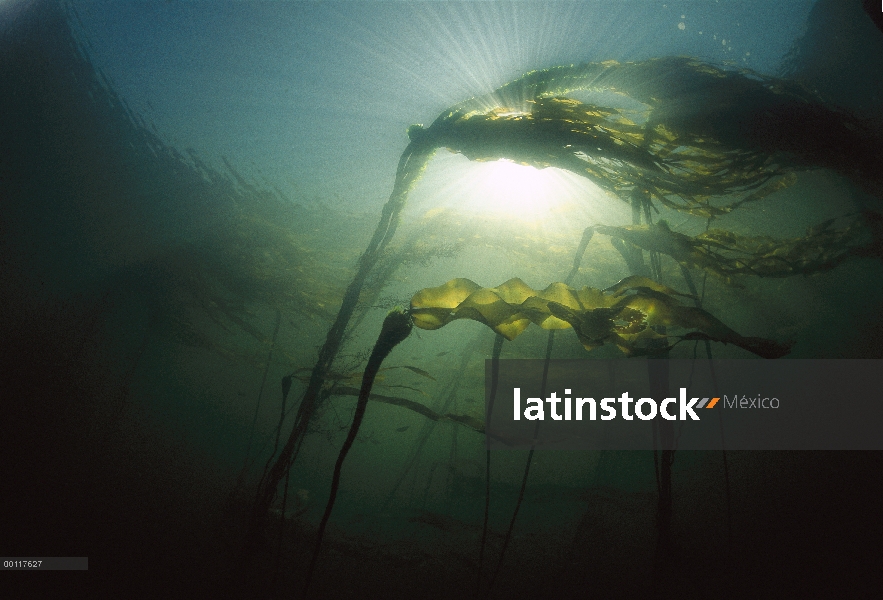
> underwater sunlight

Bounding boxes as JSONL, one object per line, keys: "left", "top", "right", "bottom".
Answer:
{"left": 469, "top": 159, "right": 585, "bottom": 220}
{"left": 410, "top": 151, "right": 625, "bottom": 237}
{"left": 4, "top": 1, "right": 883, "bottom": 599}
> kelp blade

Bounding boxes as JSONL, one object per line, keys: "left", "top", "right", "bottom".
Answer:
{"left": 410, "top": 277, "right": 790, "bottom": 358}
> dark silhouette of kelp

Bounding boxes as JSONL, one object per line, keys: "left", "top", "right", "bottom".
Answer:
{"left": 302, "top": 308, "right": 412, "bottom": 597}
{"left": 409, "top": 57, "right": 883, "bottom": 212}
{"left": 590, "top": 217, "right": 869, "bottom": 285}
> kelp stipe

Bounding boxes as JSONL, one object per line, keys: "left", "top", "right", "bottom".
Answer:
{"left": 486, "top": 331, "right": 555, "bottom": 598}
{"left": 479, "top": 226, "right": 593, "bottom": 598}
{"left": 245, "top": 136, "right": 436, "bottom": 558}
{"left": 302, "top": 308, "right": 412, "bottom": 598}
{"left": 377, "top": 328, "right": 489, "bottom": 520}
{"left": 476, "top": 333, "right": 504, "bottom": 596}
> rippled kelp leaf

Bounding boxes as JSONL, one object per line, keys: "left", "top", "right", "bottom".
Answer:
{"left": 410, "top": 277, "right": 790, "bottom": 358}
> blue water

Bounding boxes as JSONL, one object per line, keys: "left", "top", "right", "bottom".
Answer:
{"left": 71, "top": 1, "right": 813, "bottom": 209}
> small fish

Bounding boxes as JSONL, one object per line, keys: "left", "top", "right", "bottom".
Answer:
{"left": 395, "top": 425, "right": 410, "bottom": 433}
{"left": 399, "top": 365, "right": 436, "bottom": 380}
{"left": 383, "top": 365, "right": 436, "bottom": 380}
{"left": 436, "top": 351, "right": 449, "bottom": 357}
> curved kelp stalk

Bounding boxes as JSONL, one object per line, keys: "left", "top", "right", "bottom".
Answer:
{"left": 246, "top": 137, "right": 435, "bottom": 555}
{"left": 410, "top": 276, "right": 791, "bottom": 359}
{"left": 302, "top": 309, "right": 413, "bottom": 598}
{"left": 485, "top": 332, "right": 555, "bottom": 599}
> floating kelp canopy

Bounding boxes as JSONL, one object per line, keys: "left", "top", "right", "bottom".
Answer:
{"left": 406, "top": 56, "right": 882, "bottom": 215}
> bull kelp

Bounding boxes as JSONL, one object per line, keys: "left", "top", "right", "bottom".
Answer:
{"left": 590, "top": 217, "right": 869, "bottom": 285}
{"left": 407, "top": 57, "right": 882, "bottom": 214}
{"left": 409, "top": 276, "right": 790, "bottom": 358}
{"left": 249, "top": 54, "right": 883, "bottom": 580}
{"left": 7, "top": 2, "right": 883, "bottom": 599}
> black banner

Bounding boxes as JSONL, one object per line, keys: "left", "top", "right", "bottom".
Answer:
{"left": 484, "top": 359, "right": 883, "bottom": 450}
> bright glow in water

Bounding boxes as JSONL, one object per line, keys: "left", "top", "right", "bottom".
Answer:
{"left": 471, "top": 159, "right": 568, "bottom": 219}
{"left": 406, "top": 151, "right": 631, "bottom": 243}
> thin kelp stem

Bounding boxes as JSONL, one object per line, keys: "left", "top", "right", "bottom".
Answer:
{"left": 303, "top": 309, "right": 413, "bottom": 598}
{"left": 649, "top": 357, "right": 674, "bottom": 597}
{"left": 255, "top": 373, "right": 295, "bottom": 494}
{"left": 275, "top": 376, "right": 292, "bottom": 464}
{"left": 486, "top": 332, "right": 555, "bottom": 598}
{"left": 237, "top": 309, "right": 281, "bottom": 488}
{"left": 711, "top": 362, "right": 732, "bottom": 553}
{"left": 476, "top": 334, "right": 505, "bottom": 596}
{"left": 245, "top": 139, "right": 435, "bottom": 560}
{"left": 481, "top": 222, "right": 592, "bottom": 596}
{"left": 625, "top": 195, "right": 675, "bottom": 598}
{"left": 678, "top": 264, "right": 731, "bottom": 554}
{"left": 381, "top": 330, "right": 486, "bottom": 511}
{"left": 271, "top": 465, "right": 292, "bottom": 591}
{"left": 445, "top": 407, "right": 460, "bottom": 511}
{"left": 269, "top": 373, "right": 296, "bottom": 591}
{"left": 563, "top": 227, "right": 595, "bottom": 285}
{"left": 288, "top": 140, "right": 434, "bottom": 443}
